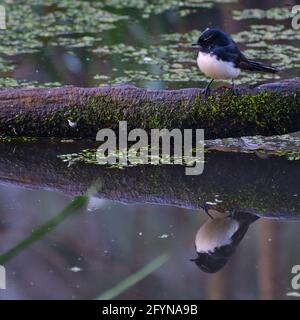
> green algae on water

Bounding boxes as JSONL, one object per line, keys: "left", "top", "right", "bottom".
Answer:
{"left": 233, "top": 7, "right": 294, "bottom": 21}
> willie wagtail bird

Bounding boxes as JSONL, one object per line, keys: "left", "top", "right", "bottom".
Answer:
{"left": 191, "top": 211, "right": 259, "bottom": 273}
{"left": 192, "top": 28, "right": 278, "bottom": 96}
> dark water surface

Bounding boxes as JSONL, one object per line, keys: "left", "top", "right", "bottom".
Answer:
{"left": 0, "top": 183, "right": 299, "bottom": 300}
{"left": 0, "top": 0, "right": 299, "bottom": 299}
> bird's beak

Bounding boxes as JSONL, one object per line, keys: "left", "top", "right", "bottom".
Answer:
{"left": 192, "top": 43, "right": 200, "bottom": 47}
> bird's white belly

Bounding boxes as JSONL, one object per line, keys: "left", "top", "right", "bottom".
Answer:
{"left": 195, "top": 218, "right": 239, "bottom": 253}
{"left": 197, "top": 51, "right": 240, "bottom": 80}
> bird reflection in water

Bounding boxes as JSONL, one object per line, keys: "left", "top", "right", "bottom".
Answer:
{"left": 191, "top": 209, "right": 259, "bottom": 273}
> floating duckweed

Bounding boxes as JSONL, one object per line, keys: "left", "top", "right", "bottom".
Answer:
{"left": 0, "top": 0, "right": 128, "bottom": 86}
{"left": 0, "top": 78, "right": 61, "bottom": 89}
{"left": 58, "top": 146, "right": 204, "bottom": 168}
{"left": 0, "top": 1, "right": 127, "bottom": 56}
{"left": 99, "top": 0, "right": 235, "bottom": 18}
{"left": 206, "top": 133, "right": 300, "bottom": 161}
{"left": 0, "top": 136, "right": 37, "bottom": 143}
{"left": 0, "top": 1, "right": 298, "bottom": 89}
{"left": 57, "top": 133, "right": 300, "bottom": 167}
{"left": 233, "top": 8, "right": 293, "bottom": 21}
{"left": 233, "top": 25, "right": 300, "bottom": 42}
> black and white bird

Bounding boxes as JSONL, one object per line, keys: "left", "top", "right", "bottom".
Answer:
{"left": 191, "top": 211, "right": 259, "bottom": 273}
{"left": 192, "top": 28, "right": 278, "bottom": 96}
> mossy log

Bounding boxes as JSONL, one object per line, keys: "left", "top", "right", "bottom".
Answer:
{"left": 0, "top": 78, "right": 299, "bottom": 139}
{"left": 0, "top": 141, "right": 299, "bottom": 218}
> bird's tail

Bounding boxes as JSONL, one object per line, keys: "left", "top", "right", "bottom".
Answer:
{"left": 232, "top": 211, "right": 260, "bottom": 225}
{"left": 246, "top": 60, "right": 278, "bottom": 73}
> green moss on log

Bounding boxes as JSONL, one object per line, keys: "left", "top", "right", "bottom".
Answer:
{"left": 0, "top": 80, "right": 299, "bottom": 138}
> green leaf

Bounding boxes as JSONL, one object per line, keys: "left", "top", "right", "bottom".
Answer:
{"left": 0, "top": 195, "right": 88, "bottom": 265}
{"left": 97, "top": 253, "right": 170, "bottom": 300}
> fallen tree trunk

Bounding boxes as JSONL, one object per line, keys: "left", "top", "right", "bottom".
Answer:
{"left": 0, "top": 78, "right": 299, "bottom": 139}
{"left": 0, "top": 140, "right": 299, "bottom": 218}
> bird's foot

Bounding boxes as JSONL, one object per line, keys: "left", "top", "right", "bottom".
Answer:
{"left": 230, "top": 83, "right": 239, "bottom": 96}
{"left": 203, "top": 87, "right": 212, "bottom": 97}
{"left": 226, "top": 209, "right": 236, "bottom": 219}
{"left": 203, "top": 79, "right": 214, "bottom": 98}
{"left": 202, "top": 202, "right": 214, "bottom": 220}
{"left": 231, "top": 87, "right": 239, "bottom": 96}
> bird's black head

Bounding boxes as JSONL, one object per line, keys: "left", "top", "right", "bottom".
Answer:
{"left": 192, "top": 28, "right": 231, "bottom": 50}
{"left": 190, "top": 251, "right": 229, "bottom": 274}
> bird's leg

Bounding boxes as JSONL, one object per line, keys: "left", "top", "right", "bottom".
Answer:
{"left": 231, "top": 79, "right": 238, "bottom": 95}
{"left": 226, "top": 209, "right": 236, "bottom": 219}
{"left": 202, "top": 202, "right": 214, "bottom": 220}
{"left": 204, "top": 79, "right": 214, "bottom": 97}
